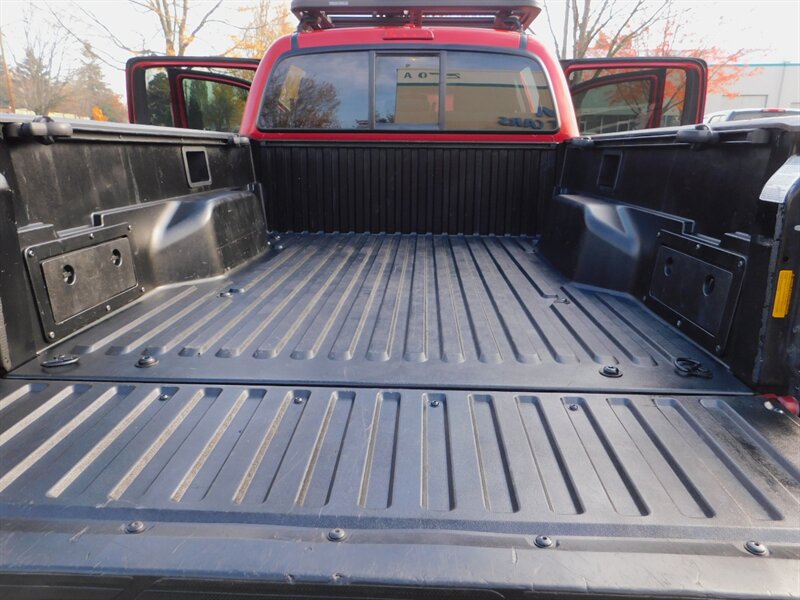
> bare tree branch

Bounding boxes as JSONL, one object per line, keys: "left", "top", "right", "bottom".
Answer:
{"left": 186, "top": 0, "right": 224, "bottom": 49}
{"left": 540, "top": 0, "right": 562, "bottom": 60}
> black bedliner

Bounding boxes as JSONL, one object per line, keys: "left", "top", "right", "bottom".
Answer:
{"left": 12, "top": 232, "right": 747, "bottom": 395}
{"left": 0, "top": 379, "right": 798, "bottom": 597}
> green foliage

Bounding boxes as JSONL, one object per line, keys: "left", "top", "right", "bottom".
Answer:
{"left": 62, "top": 50, "right": 126, "bottom": 121}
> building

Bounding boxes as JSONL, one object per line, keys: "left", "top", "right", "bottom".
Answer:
{"left": 704, "top": 62, "right": 800, "bottom": 114}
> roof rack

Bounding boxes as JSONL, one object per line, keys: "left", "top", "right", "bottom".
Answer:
{"left": 291, "top": 0, "right": 541, "bottom": 32}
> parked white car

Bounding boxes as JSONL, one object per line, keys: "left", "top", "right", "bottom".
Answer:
{"left": 704, "top": 107, "right": 800, "bottom": 122}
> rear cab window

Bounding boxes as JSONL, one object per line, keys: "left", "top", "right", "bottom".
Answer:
{"left": 258, "top": 49, "right": 558, "bottom": 133}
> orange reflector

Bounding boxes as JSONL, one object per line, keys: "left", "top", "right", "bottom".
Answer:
{"left": 772, "top": 270, "right": 795, "bottom": 318}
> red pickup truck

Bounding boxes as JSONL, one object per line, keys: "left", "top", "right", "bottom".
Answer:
{"left": 126, "top": 2, "right": 709, "bottom": 140}
{"left": 0, "top": 2, "right": 798, "bottom": 599}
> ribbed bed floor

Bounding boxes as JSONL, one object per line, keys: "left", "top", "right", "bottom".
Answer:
{"left": 13, "top": 233, "right": 747, "bottom": 394}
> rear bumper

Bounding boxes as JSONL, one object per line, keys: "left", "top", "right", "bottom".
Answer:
{"left": 1, "top": 518, "right": 799, "bottom": 599}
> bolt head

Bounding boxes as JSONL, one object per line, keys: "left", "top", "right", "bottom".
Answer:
{"left": 26, "top": 248, "right": 35, "bottom": 257}
{"left": 47, "top": 331, "right": 55, "bottom": 339}
{"left": 136, "top": 355, "right": 158, "bottom": 368}
{"left": 568, "top": 404, "right": 579, "bottom": 411}
{"left": 293, "top": 396, "right": 304, "bottom": 404}
{"left": 328, "top": 528, "right": 347, "bottom": 542}
{"left": 125, "top": 521, "right": 145, "bottom": 534}
{"left": 127, "top": 225, "right": 133, "bottom": 231}
{"left": 430, "top": 399, "right": 440, "bottom": 407}
{"left": 534, "top": 534, "right": 553, "bottom": 548}
{"left": 159, "top": 393, "right": 170, "bottom": 401}
{"left": 89, "top": 233, "right": 95, "bottom": 239}
{"left": 140, "top": 286, "right": 146, "bottom": 293}
{"left": 745, "top": 540, "right": 767, "bottom": 556}
{"left": 600, "top": 365, "right": 622, "bottom": 378}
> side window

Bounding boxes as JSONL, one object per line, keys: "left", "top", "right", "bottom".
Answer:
{"left": 445, "top": 52, "right": 557, "bottom": 132}
{"left": 375, "top": 55, "right": 439, "bottom": 126}
{"left": 260, "top": 52, "right": 370, "bottom": 129}
{"left": 182, "top": 78, "right": 248, "bottom": 132}
{"left": 571, "top": 75, "right": 655, "bottom": 134}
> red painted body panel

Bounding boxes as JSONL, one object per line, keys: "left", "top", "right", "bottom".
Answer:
{"left": 238, "top": 28, "right": 579, "bottom": 141}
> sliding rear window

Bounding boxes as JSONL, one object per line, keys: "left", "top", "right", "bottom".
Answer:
{"left": 258, "top": 50, "right": 558, "bottom": 133}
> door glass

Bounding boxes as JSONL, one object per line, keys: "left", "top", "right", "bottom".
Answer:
{"left": 260, "top": 52, "right": 369, "bottom": 129}
{"left": 182, "top": 78, "right": 248, "bottom": 132}
{"left": 444, "top": 52, "right": 557, "bottom": 131}
{"left": 661, "top": 68, "right": 687, "bottom": 127}
{"left": 569, "top": 69, "right": 656, "bottom": 134}
{"left": 375, "top": 55, "right": 439, "bottom": 126}
{"left": 145, "top": 68, "right": 174, "bottom": 127}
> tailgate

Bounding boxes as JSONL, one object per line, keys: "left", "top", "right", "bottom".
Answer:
{"left": 0, "top": 379, "right": 798, "bottom": 598}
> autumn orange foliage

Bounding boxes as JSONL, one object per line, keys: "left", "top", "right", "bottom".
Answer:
{"left": 90, "top": 105, "right": 109, "bottom": 121}
{"left": 226, "top": 0, "right": 293, "bottom": 58}
{"left": 588, "top": 15, "right": 759, "bottom": 99}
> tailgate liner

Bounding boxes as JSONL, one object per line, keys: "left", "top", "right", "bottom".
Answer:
{"left": 1, "top": 379, "right": 797, "bottom": 534}
{"left": 11, "top": 233, "right": 747, "bottom": 395}
{"left": 1, "top": 379, "right": 798, "bottom": 598}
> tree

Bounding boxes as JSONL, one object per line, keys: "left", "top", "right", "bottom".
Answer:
{"left": 11, "top": 20, "right": 69, "bottom": 115}
{"left": 129, "top": 0, "right": 225, "bottom": 56}
{"left": 587, "top": 8, "right": 757, "bottom": 99}
{"left": 0, "top": 30, "right": 16, "bottom": 111}
{"left": 60, "top": 49, "right": 126, "bottom": 121}
{"left": 49, "top": 0, "right": 226, "bottom": 69}
{"left": 91, "top": 106, "right": 109, "bottom": 121}
{"left": 226, "top": 0, "right": 293, "bottom": 58}
{"left": 542, "top": 0, "right": 673, "bottom": 60}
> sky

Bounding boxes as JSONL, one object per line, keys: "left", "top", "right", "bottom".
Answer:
{"left": 1, "top": 0, "right": 799, "bottom": 99}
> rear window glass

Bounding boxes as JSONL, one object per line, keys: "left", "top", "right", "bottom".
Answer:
{"left": 260, "top": 52, "right": 369, "bottom": 129}
{"left": 445, "top": 52, "right": 557, "bottom": 131}
{"left": 259, "top": 50, "right": 558, "bottom": 133}
{"left": 376, "top": 55, "right": 440, "bottom": 126}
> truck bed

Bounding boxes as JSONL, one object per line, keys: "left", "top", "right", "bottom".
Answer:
{"left": 11, "top": 232, "right": 747, "bottom": 394}
{"left": 1, "top": 380, "right": 798, "bottom": 598}
{"left": 3, "top": 232, "right": 798, "bottom": 598}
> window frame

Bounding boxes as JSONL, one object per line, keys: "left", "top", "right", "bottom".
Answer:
{"left": 256, "top": 45, "right": 561, "bottom": 135}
